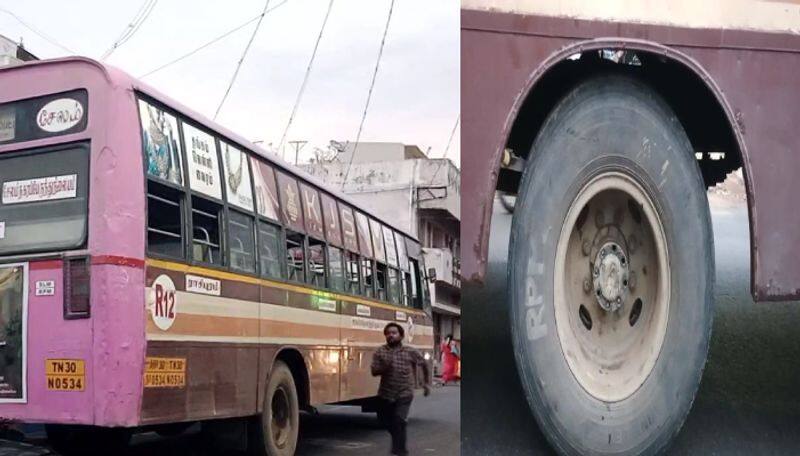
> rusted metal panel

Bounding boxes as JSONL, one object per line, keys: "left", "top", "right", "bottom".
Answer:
{"left": 461, "top": 9, "right": 800, "bottom": 301}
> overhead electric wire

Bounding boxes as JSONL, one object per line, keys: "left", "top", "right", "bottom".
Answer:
{"left": 278, "top": 0, "right": 335, "bottom": 152}
{"left": 140, "top": 15, "right": 260, "bottom": 78}
{"left": 427, "top": 114, "right": 461, "bottom": 187}
{"left": 101, "top": 0, "right": 159, "bottom": 60}
{"left": 340, "top": 0, "right": 396, "bottom": 188}
{"left": 442, "top": 114, "right": 460, "bottom": 160}
{"left": 0, "top": 6, "right": 75, "bottom": 55}
{"left": 214, "top": 0, "right": 272, "bottom": 120}
{"left": 139, "top": 0, "right": 289, "bottom": 79}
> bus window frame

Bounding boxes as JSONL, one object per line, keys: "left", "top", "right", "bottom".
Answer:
{"left": 343, "top": 249, "right": 361, "bottom": 296}
{"left": 146, "top": 179, "right": 186, "bottom": 260}
{"left": 227, "top": 206, "right": 257, "bottom": 274}
{"left": 137, "top": 94, "right": 427, "bottom": 312}
{"left": 0, "top": 141, "right": 92, "bottom": 257}
{"left": 138, "top": 96, "right": 190, "bottom": 263}
{"left": 182, "top": 122, "right": 227, "bottom": 270}
{"left": 306, "top": 235, "right": 327, "bottom": 289}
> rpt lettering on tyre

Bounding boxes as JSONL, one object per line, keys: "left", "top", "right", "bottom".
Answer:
{"left": 149, "top": 274, "right": 177, "bottom": 331}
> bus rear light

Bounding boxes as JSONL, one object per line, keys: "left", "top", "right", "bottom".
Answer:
{"left": 64, "top": 257, "right": 90, "bottom": 319}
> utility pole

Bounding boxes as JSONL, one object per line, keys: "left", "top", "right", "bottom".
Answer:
{"left": 288, "top": 140, "right": 308, "bottom": 165}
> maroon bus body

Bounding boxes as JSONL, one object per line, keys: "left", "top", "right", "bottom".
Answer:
{"left": 461, "top": 9, "right": 800, "bottom": 301}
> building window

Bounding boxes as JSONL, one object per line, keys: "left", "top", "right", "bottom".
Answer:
{"left": 361, "top": 259, "right": 374, "bottom": 298}
{"left": 307, "top": 238, "right": 326, "bottom": 288}
{"left": 191, "top": 196, "right": 222, "bottom": 265}
{"left": 229, "top": 210, "right": 256, "bottom": 273}
{"left": 259, "top": 221, "right": 283, "bottom": 279}
{"left": 286, "top": 231, "right": 305, "bottom": 282}
{"left": 146, "top": 181, "right": 183, "bottom": 259}
{"left": 387, "top": 268, "right": 401, "bottom": 305}
{"left": 328, "top": 246, "right": 345, "bottom": 291}
{"left": 345, "top": 251, "right": 360, "bottom": 295}
{"left": 375, "top": 262, "right": 388, "bottom": 301}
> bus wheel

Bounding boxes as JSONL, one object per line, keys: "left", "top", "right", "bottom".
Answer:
{"left": 509, "top": 74, "right": 714, "bottom": 455}
{"left": 252, "top": 360, "right": 300, "bottom": 456}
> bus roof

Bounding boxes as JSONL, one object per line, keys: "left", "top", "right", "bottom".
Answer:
{"left": 1, "top": 56, "right": 420, "bottom": 244}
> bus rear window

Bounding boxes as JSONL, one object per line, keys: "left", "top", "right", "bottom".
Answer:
{"left": 0, "top": 144, "right": 89, "bottom": 256}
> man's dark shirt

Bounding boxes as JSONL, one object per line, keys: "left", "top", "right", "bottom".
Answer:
{"left": 371, "top": 343, "right": 425, "bottom": 401}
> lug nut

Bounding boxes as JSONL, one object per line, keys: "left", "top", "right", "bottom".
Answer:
{"left": 594, "top": 266, "right": 599, "bottom": 276}
{"left": 582, "top": 240, "right": 592, "bottom": 256}
{"left": 583, "top": 278, "right": 592, "bottom": 293}
{"left": 595, "top": 210, "right": 604, "bottom": 228}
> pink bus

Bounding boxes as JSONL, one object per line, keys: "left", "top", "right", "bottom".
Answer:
{"left": 0, "top": 57, "right": 434, "bottom": 455}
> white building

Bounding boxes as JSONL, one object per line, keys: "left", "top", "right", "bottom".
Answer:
{"left": 0, "top": 35, "right": 38, "bottom": 67}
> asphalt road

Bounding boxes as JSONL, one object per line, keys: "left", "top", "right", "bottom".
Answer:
{"left": 462, "top": 200, "right": 800, "bottom": 455}
{"left": 2, "top": 384, "right": 459, "bottom": 456}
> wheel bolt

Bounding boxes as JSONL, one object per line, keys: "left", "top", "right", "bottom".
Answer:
{"left": 582, "top": 240, "right": 592, "bottom": 256}
{"left": 594, "top": 266, "right": 599, "bottom": 276}
{"left": 595, "top": 211, "right": 604, "bottom": 228}
{"left": 583, "top": 278, "right": 592, "bottom": 293}
{"left": 600, "top": 249, "right": 606, "bottom": 258}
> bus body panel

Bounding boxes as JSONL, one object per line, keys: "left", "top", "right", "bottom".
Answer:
{"left": 140, "top": 260, "right": 433, "bottom": 425}
{"left": 460, "top": 8, "right": 800, "bottom": 301}
{"left": 0, "top": 59, "right": 147, "bottom": 426}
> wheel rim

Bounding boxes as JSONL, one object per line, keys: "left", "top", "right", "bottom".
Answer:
{"left": 554, "top": 171, "right": 670, "bottom": 402}
{"left": 270, "top": 386, "right": 291, "bottom": 448}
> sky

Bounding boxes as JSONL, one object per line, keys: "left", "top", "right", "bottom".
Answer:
{"left": 0, "top": 0, "right": 460, "bottom": 165}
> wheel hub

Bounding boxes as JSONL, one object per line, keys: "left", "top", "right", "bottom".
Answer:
{"left": 593, "top": 241, "right": 629, "bottom": 312}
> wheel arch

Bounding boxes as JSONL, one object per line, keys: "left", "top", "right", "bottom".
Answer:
{"left": 493, "top": 37, "right": 756, "bottom": 293}
{"left": 261, "top": 347, "right": 311, "bottom": 412}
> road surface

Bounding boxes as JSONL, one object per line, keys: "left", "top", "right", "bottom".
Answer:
{"left": 461, "top": 200, "right": 800, "bottom": 454}
{"left": 1, "top": 385, "right": 459, "bottom": 455}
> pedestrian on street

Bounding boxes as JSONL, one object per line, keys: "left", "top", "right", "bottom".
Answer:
{"left": 371, "top": 322, "right": 432, "bottom": 456}
{"left": 440, "top": 334, "right": 460, "bottom": 385}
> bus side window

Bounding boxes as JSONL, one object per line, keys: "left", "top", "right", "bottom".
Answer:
{"left": 191, "top": 196, "right": 223, "bottom": 265}
{"left": 361, "top": 259, "right": 374, "bottom": 298}
{"left": 387, "top": 268, "right": 401, "bottom": 305}
{"left": 409, "top": 258, "right": 422, "bottom": 309}
{"left": 286, "top": 231, "right": 305, "bottom": 283}
{"left": 146, "top": 181, "right": 184, "bottom": 259}
{"left": 328, "top": 246, "right": 345, "bottom": 291}
{"left": 307, "top": 238, "right": 326, "bottom": 288}
{"left": 345, "top": 251, "right": 361, "bottom": 295}
{"left": 401, "top": 271, "right": 412, "bottom": 307}
{"left": 375, "top": 262, "right": 388, "bottom": 301}
{"left": 259, "top": 221, "right": 283, "bottom": 279}
{"left": 229, "top": 210, "right": 256, "bottom": 273}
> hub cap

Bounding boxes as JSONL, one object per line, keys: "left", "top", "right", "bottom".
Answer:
{"left": 271, "top": 387, "right": 291, "bottom": 448}
{"left": 593, "top": 241, "right": 629, "bottom": 312}
{"left": 554, "top": 172, "right": 670, "bottom": 402}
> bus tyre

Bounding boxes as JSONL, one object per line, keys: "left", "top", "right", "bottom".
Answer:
{"left": 252, "top": 360, "right": 300, "bottom": 456}
{"left": 509, "top": 74, "right": 714, "bottom": 455}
